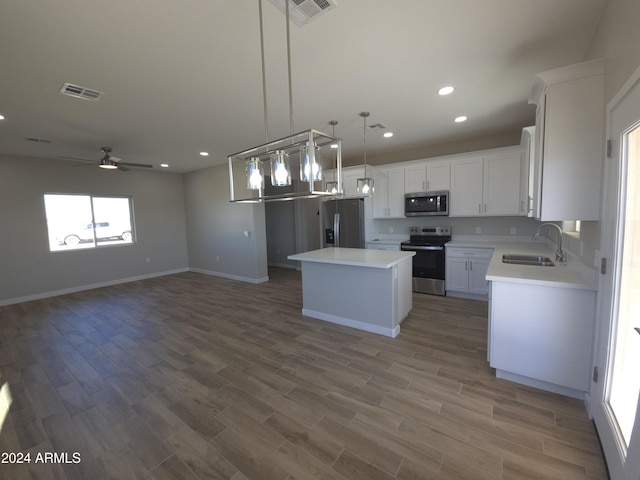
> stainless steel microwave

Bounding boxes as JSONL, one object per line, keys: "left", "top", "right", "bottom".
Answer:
{"left": 404, "top": 191, "right": 449, "bottom": 216}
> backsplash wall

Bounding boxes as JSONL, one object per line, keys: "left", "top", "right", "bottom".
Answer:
{"left": 370, "top": 216, "right": 542, "bottom": 238}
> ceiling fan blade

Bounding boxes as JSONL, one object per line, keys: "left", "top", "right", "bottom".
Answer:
{"left": 118, "top": 162, "right": 153, "bottom": 169}
{"left": 117, "top": 165, "right": 130, "bottom": 172}
{"left": 57, "top": 155, "right": 97, "bottom": 164}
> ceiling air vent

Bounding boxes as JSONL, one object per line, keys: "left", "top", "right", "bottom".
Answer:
{"left": 368, "top": 123, "right": 387, "bottom": 130}
{"left": 267, "top": 0, "right": 337, "bottom": 27}
{"left": 26, "top": 137, "right": 52, "bottom": 143}
{"left": 59, "top": 82, "right": 104, "bottom": 101}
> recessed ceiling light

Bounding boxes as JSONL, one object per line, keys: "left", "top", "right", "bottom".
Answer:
{"left": 438, "top": 86, "right": 455, "bottom": 96}
{"left": 200, "top": 151, "right": 209, "bottom": 156}
{"left": 160, "top": 164, "right": 169, "bottom": 168}
{"left": 383, "top": 132, "right": 394, "bottom": 138}
{"left": 454, "top": 116, "right": 468, "bottom": 123}
{"left": 0, "top": 114, "right": 5, "bottom": 120}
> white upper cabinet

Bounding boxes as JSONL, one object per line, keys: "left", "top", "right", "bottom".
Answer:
{"left": 529, "top": 59, "right": 604, "bottom": 221}
{"left": 404, "top": 165, "right": 427, "bottom": 193}
{"left": 450, "top": 156, "right": 485, "bottom": 216}
{"left": 373, "top": 167, "right": 405, "bottom": 218}
{"left": 450, "top": 148, "right": 524, "bottom": 217}
{"left": 484, "top": 151, "right": 525, "bottom": 215}
{"left": 404, "top": 160, "right": 450, "bottom": 193}
{"left": 426, "top": 160, "right": 450, "bottom": 192}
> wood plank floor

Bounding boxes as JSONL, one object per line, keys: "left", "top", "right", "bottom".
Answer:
{"left": 0, "top": 268, "right": 608, "bottom": 480}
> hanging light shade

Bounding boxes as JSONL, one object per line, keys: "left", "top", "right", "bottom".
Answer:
{"left": 246, "top": 157, "right": 264, "bottom": 190}
{"left": 356, "top": 111, "right": 374, "bottom": 196}
{"left": 300, "top": 142, "right": 322, "bottom": 183}
{"left": 270, "top": 150, "right": 291, "bottom": 186}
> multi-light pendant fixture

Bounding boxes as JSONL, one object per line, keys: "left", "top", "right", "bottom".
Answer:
{"left": 228, "top": 0, "right": 342, "bottom": 203}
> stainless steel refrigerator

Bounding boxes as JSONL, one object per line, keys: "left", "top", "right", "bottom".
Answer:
{"left": 321, "top": 198, "right": 365, "bottom": 248}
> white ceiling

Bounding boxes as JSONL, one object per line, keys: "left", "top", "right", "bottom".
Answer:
{"left": 0, "top": 0, "right": 607, "bottom": 173}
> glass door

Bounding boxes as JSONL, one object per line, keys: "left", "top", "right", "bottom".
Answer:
{"left": 593, "top": 72, "right": 640, "bottom": 479}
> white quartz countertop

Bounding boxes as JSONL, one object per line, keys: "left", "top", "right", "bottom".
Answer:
{"left": 288, "top": 247, "right": 415, "bottom": 269}
{"left": 484, "top": 242, "right": 596, "bottom": 290}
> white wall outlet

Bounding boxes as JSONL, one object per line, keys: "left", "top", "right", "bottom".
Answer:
{"left": 243, "top": 230, "right": 251, "bottom": 237}
{"left": 389, "top": 227, "right": 394, "bottom": 233}
{"left": 510, "top": 227, "right": 517, "bottom": 235}
{"left": 475, "top": 227, "right": 482, "bottom": 234}
{"left": 145, "top": 257, "right": 150, "bottom": 263}
{"left": 594, "top": 249, "right": 600, "bottom": 268}
{"left": 216, "top": 255, "right": 220, "bottom": 262}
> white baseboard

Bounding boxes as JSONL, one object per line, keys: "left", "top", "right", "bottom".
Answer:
{"left": 495, "top": 369, "right": 585, "bottom": 400}
{"left": 301, "top": 308, "right": 400, "bottom": 338}
{"left": 0, "top": 268, "right": 189, "bottom": 307}
{"left": 268, "top": 262, "right": 297, "bottom": 269}
{"left": 189, "top": 268, "right": 269, "bottom": 285}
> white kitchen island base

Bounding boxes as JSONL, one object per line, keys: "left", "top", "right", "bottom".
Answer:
{"left": 288, "top": 248, "right": 415, "bottom": 338}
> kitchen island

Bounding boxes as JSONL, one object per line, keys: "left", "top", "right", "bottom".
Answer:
{"left": 288, "top": 248, "right": 415, "bottom": 338}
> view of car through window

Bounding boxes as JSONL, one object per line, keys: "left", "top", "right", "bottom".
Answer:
{"left": 43, "top": 194, "right": 135, "bottom": 251}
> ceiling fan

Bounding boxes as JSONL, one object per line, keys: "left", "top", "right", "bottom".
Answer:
{"left": 58, "top": 147, "right": 153, "bottom": 171}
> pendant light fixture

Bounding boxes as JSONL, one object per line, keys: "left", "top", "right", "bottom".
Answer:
{"left": 246, "top": 157, "right": 264, "bottom": 190}
{"left": 356, "top": 111, "right": 374, "bottom": 196}
{"left": 325, "top": 120, "right": 339, "bottom": 194}
{"left": 227, "top": 0, "right": 342, "bottom": 203}
{"left": 300, "top": 143, "right": 321, "bottom": 183}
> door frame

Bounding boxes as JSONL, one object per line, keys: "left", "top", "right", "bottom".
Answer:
{"left": 591, "top": 63, "right": 640, "bottom": 479}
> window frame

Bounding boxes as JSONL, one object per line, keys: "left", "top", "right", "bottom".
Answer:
{"left": 43, "top": 193, "right": 137, "bottom": 252}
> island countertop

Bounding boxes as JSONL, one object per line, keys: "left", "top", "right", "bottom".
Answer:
{"left": 288, "top": 247, "right": 415, "bottom": 269}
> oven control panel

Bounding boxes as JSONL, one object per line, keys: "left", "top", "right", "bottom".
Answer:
{"left": 409, "top": 226, "right": 451, "bottom": 236}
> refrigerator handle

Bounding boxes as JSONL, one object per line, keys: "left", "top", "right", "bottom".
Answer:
{"left": 333, "top": 213, "right": 340, "bottom": 248}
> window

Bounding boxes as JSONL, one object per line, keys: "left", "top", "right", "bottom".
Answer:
{"left": 44, "top": 194, "right": 135, "bottom": 252}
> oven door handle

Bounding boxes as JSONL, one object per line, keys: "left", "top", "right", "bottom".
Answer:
{"left": 401, "top": 245, "right": 444, "bottom": 251}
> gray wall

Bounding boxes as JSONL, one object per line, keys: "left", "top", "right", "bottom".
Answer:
{"left": 183, "top": 163, "right": 268, "bottom": 283}
{"left": 0, "top": 154, "right": 189, "bottom": 304}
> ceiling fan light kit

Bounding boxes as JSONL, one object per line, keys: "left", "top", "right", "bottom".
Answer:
{"left": 58, "top": 146, "right": 153, "bottom": 172}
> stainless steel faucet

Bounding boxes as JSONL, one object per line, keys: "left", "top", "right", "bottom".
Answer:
{"left": 533, "top": 223, "right": 566, "bottom": 262}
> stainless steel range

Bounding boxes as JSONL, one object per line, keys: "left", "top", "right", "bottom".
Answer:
{"left": 400, "top": 226, "right": 451, "bottom": 295}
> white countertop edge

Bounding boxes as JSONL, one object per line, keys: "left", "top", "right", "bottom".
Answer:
{"left": 485, "top": 243, "right": 597, "bottom": 291}
{"left": 288, "top": 247, "right": 414, "bottom": 269}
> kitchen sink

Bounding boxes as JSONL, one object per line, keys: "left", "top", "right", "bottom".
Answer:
{"left": 502, "top": 254, "right": 555, "bottom": 267}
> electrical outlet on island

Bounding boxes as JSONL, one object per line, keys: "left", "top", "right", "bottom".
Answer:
{"left": 475, "top": 227, "right": 481, "bottom": 234}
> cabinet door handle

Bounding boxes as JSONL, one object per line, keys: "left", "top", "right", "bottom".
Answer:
{"left": 424, "top": 181, "right": 427, "bottom": 190}
{"left": 470, "top": 261, "right": 473, "bottom": 271}
{"left": 478, "top": 204, "right": 482, "bottom": 214}
{"left": 465, "top": 260, "right": 468, "bottom": 271}
{"left": 484, "top": 203, "right": 487, "bottom": 213}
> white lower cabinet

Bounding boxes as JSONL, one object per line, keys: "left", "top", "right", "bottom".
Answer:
{"left": 445, "top": 247, "right": 493, "bottom": 298}
{"left": 489, "top": 281, "right": 595, "bottom": 396}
